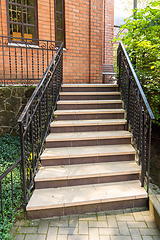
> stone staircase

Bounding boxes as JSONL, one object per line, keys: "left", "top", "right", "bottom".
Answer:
{"left": 26, "top": 84, "right": 148, "bottom": 219}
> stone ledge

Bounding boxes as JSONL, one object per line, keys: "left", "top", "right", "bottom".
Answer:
{"left": 149, "top": 184, "right": 160, "bottom": 230}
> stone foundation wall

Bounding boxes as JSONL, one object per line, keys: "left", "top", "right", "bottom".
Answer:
{"left": 0, "top": 86, "right": 36, "bottom": 136}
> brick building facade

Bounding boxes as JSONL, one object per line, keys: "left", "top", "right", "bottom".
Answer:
{"left": 0, "top": 0, "right": 114, "bottom": 83}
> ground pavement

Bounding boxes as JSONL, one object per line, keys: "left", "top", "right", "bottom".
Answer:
{"left": 11, "top": 207, "right": 160, "bottom": 240}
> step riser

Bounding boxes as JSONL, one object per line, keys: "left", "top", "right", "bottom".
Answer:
{"left": 41, "top": 154, "right": 135, "bottom": 167}
{"left": 46, "top": 138, "right": 131, "bottom": 148}
{"left": 27, "top": 198, "right": 147, "bottom": 219}
{"left": 57, "top": 103, "right": 122, "bottom": 110}
{"left": 56, "top": 113, "right": 125, "bottom": 121}
{"left": 35, "top": 173, "right": 139, "bottom": 189}
{"left": 50, "top": 124, "right": 127, "bottom": 133}
{"left": 62, "top": 87, "right": 118, "bottom": 92}
{"left": 60, "top": 95, "right": 121, "bottom": 101}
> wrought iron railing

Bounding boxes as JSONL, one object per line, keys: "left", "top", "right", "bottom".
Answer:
{"left": 18, "top": 42, "right": 63, "bottom": 204}
{"left": 0, "top": 35, "right": 61, "bottom": 86}
{"left": 0, "top": 158, "right": 22, "bottom": 222}
{"left": 117, "top": 41, "right": 155, "bottom": 192}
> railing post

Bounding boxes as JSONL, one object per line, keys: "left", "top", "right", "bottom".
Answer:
{"left": 19, "top": 122, "right": 27, "bottom": 206}
{"left": 127, "top": 79, "right": 130, "bottom": 131}
{"left": 147, "top": 118, "right": 152, "bottom": 193}
{"left": 141, "top": 108, "right": 145, "bottom": 187}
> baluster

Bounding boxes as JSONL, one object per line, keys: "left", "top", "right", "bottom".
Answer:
{"left": 0, "top": 181, "right": 3, "bottom": 220}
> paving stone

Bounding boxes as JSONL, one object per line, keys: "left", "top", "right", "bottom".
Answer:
{"left": 139, "top": 228, "right": 160, "bottom": 236}
{"left": 57, "top": 235, "right": 68, "bottom": 240}
{"left": 25, "top": 234, "right": 46, "bottom": 240}
{"left": 17, "top": 227, "right": 37, "bottom": 234}
{"left": 30, "top": 220, "right": 40, "bottom": 227}
{"left": 97, "top": 212, "right": 107, "bottom": 221}
{"left": 89, "top": 221, "right": 107, "bottom": 228}
{"left": 58, "top": 227, "right": 78, "bottom": 235}
{"left": 38, "top": 219, "right": 50, "bottom": 234}
{"left": 79, "top": 221, "right": 88, "bottom": 234}
{"left": 146, "top": 221, "right": 157, "bottom": 228}
{"left": 127, "top": 222, "right": 147, "bottom": 228}
{"left": 79, "top": 213, "right": 97, "bottom": 221}
{"left": 110, "top": 237, "right": 132, "bottom": 240}
{"left": 133, "top": 212, "right": 144, "bottom": 222}
{"left": 142, "top": 237, "right": 153, "bottom": 240}
{"left": 89, "top": 228, "right": 99, "bottom": 240}
{"left": 69, "top": 216, "right": 79, "bottom": 228}
{"left": 14, "top": 234, "right": 25, "bottom": 240}
{"left": 100, "top": 237, "right": 110, "bottom": 240}
{"left": 118, "top": 222, "right": 130, "bottom": 235}
{"left": 129, "top": 229, "right": 141, "bottom": 239}
{"left": 99, "top": 228, "right": 119, "bottom": 236}
{"left": 107, "top": 216, "right": 118, "bottom": 228}
{"left": 68, "top": 235, "right": 89, "bottom": 240}
{"left": 106, "top": 210, "right": 123, "bottom": 216}
{"left": 50, "top": 220, "right": 68, "bottom": 227}
{"left": 152, "top": 237, "right": 160, "bottom": 240}
{"left": 116, "top": 215, "right": 135, "bottom": 222}
{"left": 15, "top": 220, "right": 31, "bottom": 227}
{"left": 141, "top": 211, "right": 151, "bottom": 216}
{"left": 47, "top": 227, "right": 58, "bottom": 240}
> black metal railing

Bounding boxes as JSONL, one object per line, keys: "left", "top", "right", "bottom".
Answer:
{"left": 18, "top": 42, "right": 63, "bottom": 204}
{"left": 0, "top": 158, "right": 23, "bottom": 222}
{"left": 117, "top": 41, "right": 155, "bottom": 192}
{"left": 0, "top": 35, "right": 61, "bottom": 86}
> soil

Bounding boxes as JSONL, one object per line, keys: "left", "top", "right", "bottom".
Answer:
{"left": 150, "top": 124, "right": 160, "bottom": 189}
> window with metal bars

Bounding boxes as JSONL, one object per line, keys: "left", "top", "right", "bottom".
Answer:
{"left": 54, "top": 0, "right": 65, "bottom": 47}
{"left": 7, "top": 0, "right": 38, "bottom": 43}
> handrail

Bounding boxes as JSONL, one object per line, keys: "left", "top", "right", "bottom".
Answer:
{"left": 119, "top": 41, "right": 155, "bottom": 120}
{"left": 18, "top": 42, "right": 63, "bottom": 204}
{"left": 117, "top": 41, "right": 155, "bottom": 193}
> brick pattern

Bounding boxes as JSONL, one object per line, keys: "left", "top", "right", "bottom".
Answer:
{"left": 0, "top": 0, "right": 114, "bottom": 83}
{"left": 12, "top": 208, "right": 160, "bottom": 240}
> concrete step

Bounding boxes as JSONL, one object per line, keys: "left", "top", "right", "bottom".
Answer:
{"left": 50, "top": 119, "right": 127, "bottom": 133}
{"left": 26, "top": 180, "right": 148, "bottom": 219}
{"left": 61, "top": 84, "right": 118, "bottom": 92}
{"left": 40, "top": 144, "right": 136, "bottom": 166}
{"left": 57, "top": 100, "right": 123, "bottom": 110}
{"left": 60, "top": 91, "right": 121, "bottom": 100}
{"left": 46, "top": 131, "right": 131, "bottom": 148}
{"left": 35, "top": 161, "right": 140, "bottom": 189}
{"left": 55, "top": 109, "right": 125, "bottom": 121}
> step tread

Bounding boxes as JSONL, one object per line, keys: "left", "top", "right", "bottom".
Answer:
{"left": 55, "top": 109, "right": 125, "bottom": 115}
{"left": 57, "top": 100, "right": 122, "bottom": 105}
{"left": 41, "top": 144, "right": 135, "bottom": 159}
{"left": 60, "top": 92, "right": 120, "bottom": 95}
{"left": 26, "top": 180, "right": 147, "bottom": 211}
{"left": 35, "top": 161, "right": 140, "bottom": 182}
{"left": 50, "top": 119, "right": 127, "bottom": 127}
{"left": 62, "top": 84, "right": 118, "bottom": 87}
{"left": 46, "top": 131, "right": 131, "bottom": 142}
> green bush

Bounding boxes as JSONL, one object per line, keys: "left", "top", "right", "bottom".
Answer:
{"left": 0, "top": 135, "right": 22, "bottom": 240}
{"left": 115, "top": 0, "right": 160, "bottom": 125}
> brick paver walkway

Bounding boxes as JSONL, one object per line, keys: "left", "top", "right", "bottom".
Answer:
{"left": 12, "top": 207, "right": 160, "bottom": 240}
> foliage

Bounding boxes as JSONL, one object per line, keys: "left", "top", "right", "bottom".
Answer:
{"left": 0, "top": 135, "right": 22, "bottom": 240}
{"left": 114, "top": 0, "right": 160, "bottom": 125}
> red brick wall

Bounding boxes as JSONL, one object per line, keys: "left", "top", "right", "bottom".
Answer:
{"left": 103, "top": 0, "right": 114, "bottom": 65}
{"left": 0, "top": 0, "right": 114, "bottom": 83}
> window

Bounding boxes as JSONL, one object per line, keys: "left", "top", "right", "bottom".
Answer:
{"left": 54, "top": 0, "right": 65, "bottom": 47}
{"left": 7, "top": 0, "right": 38, "bottom": 42}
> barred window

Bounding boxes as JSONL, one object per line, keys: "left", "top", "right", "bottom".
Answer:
{"left": 7, "top": 0, "right": 38, "bottom": 42}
